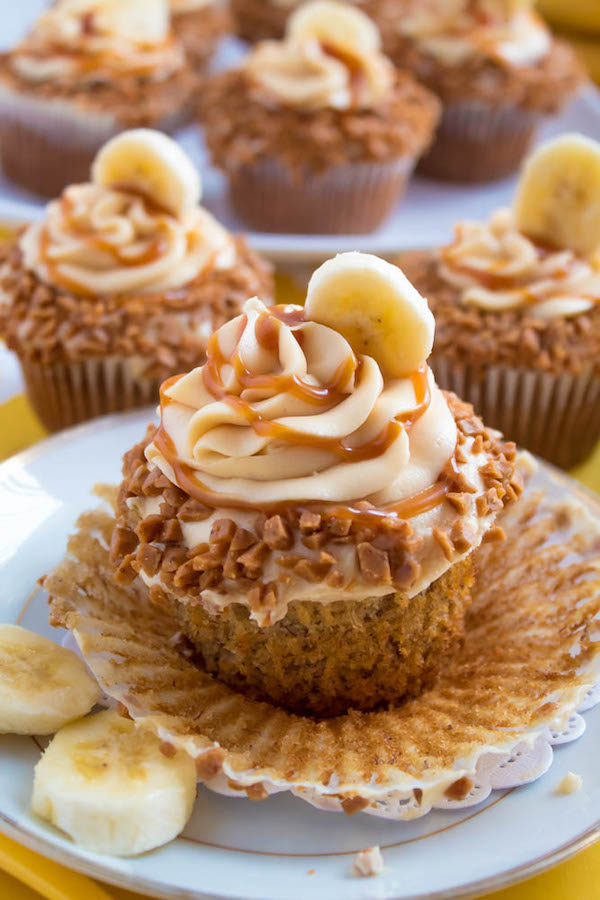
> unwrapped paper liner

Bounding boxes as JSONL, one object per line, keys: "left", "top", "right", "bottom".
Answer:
{"left": 45, "top": 461, "right": 600, "bottom": 821}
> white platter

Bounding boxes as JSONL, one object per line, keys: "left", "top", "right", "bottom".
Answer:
{"left": 2, "top": 2, "right": 600, "bottom": 261}
{"left": 0, "top": 409, "right": 599, "bottom": 900}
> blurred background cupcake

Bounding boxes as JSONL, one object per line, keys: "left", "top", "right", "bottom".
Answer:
{"left": 0, "top": 0, "right": 200, "bottom": 198}
{"left": 202, "top": 0, "right": 440, "bottom": 233}
{"left": 398, "top": 133, "right": 600, "bottom": 469}
{"left": 169, "top": 0, "right": 230, "bottom": 72}
{"left": 231, "top": 0, "right": 389, "bottom": 44}
{"left": 0, "top": 129, "right": 273, "bottom": 433}
{"left": 383, "top": 0, "right": 584, "bottom": 182}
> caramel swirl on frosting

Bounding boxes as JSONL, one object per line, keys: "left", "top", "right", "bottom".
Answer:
{"left": 146, "top": 298, "right": 457, "bottom": 507}
{"left": 439, "top": 209, "right": 600, "bottom": 319}
{"left": 21, "top": 184, "right": 235, "bottom": 297}
{"left": 11, "top": 0, "right": 183, "bottom": 85}
{"left": 400, "top": 0, "right": 550, "bottom": 67}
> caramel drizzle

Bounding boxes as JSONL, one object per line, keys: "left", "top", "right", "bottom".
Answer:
{"left": 152, "top": 307, "right": 447, "bottom": 522}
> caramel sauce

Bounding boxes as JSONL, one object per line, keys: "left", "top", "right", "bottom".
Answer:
{"left": 320, "top": 42, "right": 368, "bottom": 106}
{"left": 151, "top": 308, "right": 448, "bottom": 523}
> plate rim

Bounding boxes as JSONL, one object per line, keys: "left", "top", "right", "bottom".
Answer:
{"left": 1, "top": 411, "right": 599, "bottom": 900}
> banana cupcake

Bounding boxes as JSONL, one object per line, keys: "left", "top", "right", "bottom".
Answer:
{"left": 201, "top": 0, "right": 440, "bottom": 234}
{"left": 398, "top": 133, "right": 600, "bottom": 469}
{"left": 0, "top": 129, "right": 272, "bottom": 433}
{"left": 0, "top": 0, "right": 200, "bottom": 198}
{"left": 170, "top": 0, "right": 230, "bottom": 72}
{"left": 231, "top": 0, "right": 389, "bottom": 43}
{"left": 110, "top": 252, "right": 520, "bottom": 718}
{"left": 383, "top": 0, "right": 584, "bottom": 182}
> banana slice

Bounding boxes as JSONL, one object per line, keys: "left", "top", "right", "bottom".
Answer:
{"left": 32, "top": 709, "right": 197, "bottom": 857}
{"left": 287, "top": 0, "right": 381, "bottom": 57}
{"left": 513, "top": 133, "right": 600, "bottom": 258}
{"left": 304, "top": 252, "right": 435, "bottom": 379}
{"left": 0, "top": 625, "right": 100, "bottom": 735}
{"left": 102, "top": 0, "right": 170, "bottom": 44}
{"left": 92, "top": 129, "right": 202, "bottom": 217}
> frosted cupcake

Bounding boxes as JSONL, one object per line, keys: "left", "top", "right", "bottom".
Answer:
{"left": 0, "top": 0, "right": 199, "bottom": 197}
{"left": 384, "top": 0, "right": 584, "bottom": 181}
{"left": 0, "top": 130, "right": 273, "bottom": 433}
{"left": 202, "top": 0, "right": 439, "bottom": 234}
{"left": 398, "top": 134, "right": 600, "bottom": 469}
{"left": 231, "top": 0, "right": 389, "bottom": 43}
{"left": 170, "top": 0, "right": 230, "bottom": 72}
{"left": 110, "top": 252, "right": 520, "bottom": 718}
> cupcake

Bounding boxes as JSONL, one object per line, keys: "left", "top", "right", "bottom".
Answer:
{"left": 397, "top": 133, "right": 600, "bottom": 470}
{"left": 201, "top": 0, "right": 440, "bottom": 234}
{"left": 0, "top": 129, "right": 273, "bottom": 433}
{"left": 231, "top": 0, "right": 388, "bottom": 44}
{"left": 383, "top": 0, "right": 584, "bottom": 182}
{"left": 170, "top": 0, "right": 230, "bottom": 72}
{"left": 0, "top": 0, "right": 200, "bottom": 198}
{"left": 110, "top": 251, "right": 520, "bottom": 718}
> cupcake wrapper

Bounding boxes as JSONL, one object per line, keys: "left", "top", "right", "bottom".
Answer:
{"left": 229, "top": 157, "right": 415, "bottom": 234}
{"left": 20, "top": 357, "right": 162, "bottom": 433}
{"left": 46, "top": 462, "right": 600, "bottom": 820}
{"left": 432, "top": 356, "right": 600, "bottom": 469}
{"left": 418, "top": 102, "right": 540, "bottom": 182}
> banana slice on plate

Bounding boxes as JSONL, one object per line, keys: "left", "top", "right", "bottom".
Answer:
{"left": 287, "top": 0, "right": 381, "bottom": 56}
{"left": 32, "top": 709, "right": 197, "bottom": 857}
{"left": 513, "top": 133, "right": 600, "bottom": 258}
{"left": 304, "top": 252, "right": 435, "bottom": 379}
{"left": 92, "top": 129, "right": 202, "bottom": 217}
{"left": 0, "top": 625, "right": 100, "bottom": 735}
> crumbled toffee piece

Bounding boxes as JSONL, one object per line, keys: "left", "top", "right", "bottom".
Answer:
{"left": 397, "top": 250, "right": 600, "bottom": 378}
{"left": 556, "top": 772, "right": 583, "bottom": 796}
{"left": 110, "top": 393, "right": 520, "bottom": 620}
{"left": 200, "top": 70, "right": 441, "bottom": 175}
{"left": 352, "top": 845, "right": 384, "bottom": 878}
{"left": 0, "top": 237, "right": 273, "bottom": 372}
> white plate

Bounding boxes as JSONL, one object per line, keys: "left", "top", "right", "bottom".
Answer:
{"left": 0, "top": 410, "right": 599, "bottom": 900}
{"left": 2, "top": 2, "right": 600, "bottom": 261}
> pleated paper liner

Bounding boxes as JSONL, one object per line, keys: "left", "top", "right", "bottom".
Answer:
{"left": 432, "top": 357, "right": 600, "bottom": 470}
{"left": 45, "top": 460, "right": 600, "bottom": 822}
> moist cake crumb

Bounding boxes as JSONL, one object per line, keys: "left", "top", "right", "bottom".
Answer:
{"left": 352, "top": 846, "right": 384, "bottom": 878}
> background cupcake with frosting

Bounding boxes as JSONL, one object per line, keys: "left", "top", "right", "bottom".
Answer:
{"left": 0, "top": 129, "right": 273, "bottom": 433}
{"left": 398, "top": 133, "right": 600, "bottom": 469}
{"left": 383, "top": 0, "right": 584, "bottom": 181}
{"left": 201, "top": 0, "right": 440, "bottom": 234}
{"left": 169, "top": 0, "right": 230, "bottom": 72}
{"left": 0, "top": 0, "right": 200, "bottom": 198}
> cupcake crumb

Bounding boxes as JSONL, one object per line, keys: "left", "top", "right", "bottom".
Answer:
{"left": 556, "top": 772, "right": 582, "bottom": 795}
{"left": 352, "top": 846, "right": 384, "bottom": 878}
{"left": 307, "top": 869, "right": 315, "bottom": 875}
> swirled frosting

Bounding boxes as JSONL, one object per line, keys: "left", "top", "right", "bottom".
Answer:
{"left": 21, "top": 183, "right": 235, "bottom": 297}
{"left": 146, "top": 297, "right": 457, "bottom": 505}
{"left": 400, "top": 1, "right": 550, "bottom": 67}
{"left": 244, "top": 30, "right": 394, "bottom": 110}
{"left": 11, "top": 0, "right": 184, "bottom": 86}
{"left": 439, "top": 209, "right": 600, "bottom": 319}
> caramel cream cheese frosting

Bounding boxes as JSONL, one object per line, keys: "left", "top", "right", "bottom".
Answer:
{"left": 20, "top": 130, "right": 235, "bottom": 297}
{"left": 11, "top": 0, "right": 184, "bottom": 86}
{"left": 399, "top": 0, "right": 551, "bottom": 67}
{"left": 129, "top": 253, "right": 516, "bottom": 625}
{"left": 244, "top": 0, "right": 394, "bottom": 110}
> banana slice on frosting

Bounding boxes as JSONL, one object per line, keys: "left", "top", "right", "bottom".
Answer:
{"left": 287, "top": 0, "right": 381, "bottom": 57}
{"left": 92, "top": 129, "right": 202, "bottom": 217}
{"left": 60, "top": 0, "right": 170, "bottom": 44}
{"left": 304, "top": 252, "right": 435, "bottom": 379}
{"left": 513, "top": 133, "right": 600, "bottom": 259}
{"left": 32, "top": 709, "right": 197, "bottom": 857}
{"left": 0, "top": 625, "right": 100, "bottom": 735}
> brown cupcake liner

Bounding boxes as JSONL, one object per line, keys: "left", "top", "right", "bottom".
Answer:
{"left": 229, "top": 156, "right": 415, "bottom": 234}
{"left": 45, "top": 461, "right": 600, "bottom": 820}
{"left": 432, "top": 356, "right": 600, "bottom": 469}
{"left": 418, "top": 101, "right": 540, "bottom": 182}
{"left": 20, "top": 357, "right": 162, "bottom": 433}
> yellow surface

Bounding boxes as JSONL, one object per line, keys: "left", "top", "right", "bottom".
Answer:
{"left": 537, "top": 0, "right": 600, "bottom": 35}
{"left": 560, "top": 30, "right": 600, "bottom": 84}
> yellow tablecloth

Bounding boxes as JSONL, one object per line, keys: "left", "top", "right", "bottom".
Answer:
{"left": 0, "top": 392, "right": 598, "bottom": 899}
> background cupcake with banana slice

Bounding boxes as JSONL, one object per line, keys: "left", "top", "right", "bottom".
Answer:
{"left": 0, "top": 0, "right": 201, "bottom": 198}
{"left": 201, "top": 0, "right": 440, "bottom": 234}
{"left": 382, "top": 0, "right": 584, "bottom": 182}
{"left": 398, "top": 132, "right": 600, "bottom": 469}
{"left": 169, "top": 0, "right": 230, "bottom": 72}
{"left": 109, "top": 251, "right": 520, "bottom": 717}
{"left": 0, "top": 129, "right": 273, "bottom": 433}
